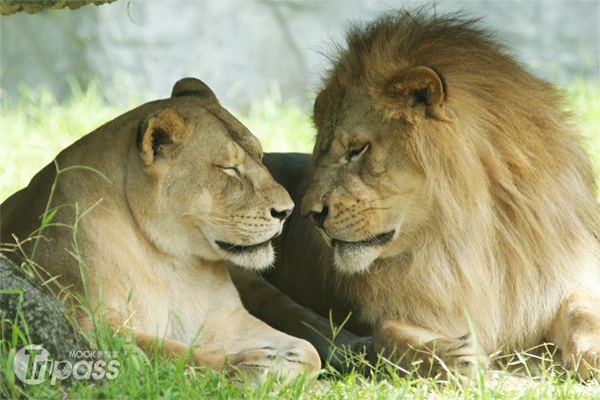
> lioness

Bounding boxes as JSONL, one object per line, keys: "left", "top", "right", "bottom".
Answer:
{"left": 240, "top": 11, "right": 600, "bottom": 378}
{"left": 0, "top": 78, "right": 320, "bottom": 377}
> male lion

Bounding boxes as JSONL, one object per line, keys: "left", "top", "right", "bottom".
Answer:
{"left": 0, "top": 77, "right": 320, "bottom": 377}
{"left": 239, "top": 11, "right": 600, "bottom": 378}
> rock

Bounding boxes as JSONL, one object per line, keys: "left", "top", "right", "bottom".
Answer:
{"left": 0, "top": 0, "right": 116, "bottom": 15}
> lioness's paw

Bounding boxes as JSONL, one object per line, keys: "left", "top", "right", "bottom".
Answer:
{"left": 226, "top": 344, "right": 321, "bottom": 379}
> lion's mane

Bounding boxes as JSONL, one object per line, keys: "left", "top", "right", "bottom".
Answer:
{"left": 317, "top": 11, "right": 600, "bottom": 354}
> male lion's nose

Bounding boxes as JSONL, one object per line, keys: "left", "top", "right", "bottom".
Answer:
{"left": 304, "top": 205, "right": 329, "bottom": 230}
{"left": 270, "top": 207, "right": 293, "bottom": 222}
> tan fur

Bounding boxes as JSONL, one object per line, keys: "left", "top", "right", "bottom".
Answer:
{"left": 0, "top": 77, "right": 320, "bottom": 378}
{"left": 254, "top": 12, "right": 600, "bottom": 378}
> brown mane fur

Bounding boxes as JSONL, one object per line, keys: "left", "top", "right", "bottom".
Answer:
{"left": 255, "top": 11, "right": 600, "bottom": 377}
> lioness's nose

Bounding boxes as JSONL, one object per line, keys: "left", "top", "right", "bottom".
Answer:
{"left": 303, "top": 205, "right": 329, "bottom": 230}
{"left": 270, "top": 207, "right": 293, "bottom": 222}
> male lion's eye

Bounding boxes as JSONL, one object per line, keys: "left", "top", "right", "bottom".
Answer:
{"left": 219, "top": 166, "right": 241, "bottom": 178}
{"left": 345, "top": 143, "right": 369, "bottom": 163}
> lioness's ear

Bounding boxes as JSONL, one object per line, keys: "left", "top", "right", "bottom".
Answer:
{"left": 138, "top": 108, "right": 188, "bottom": 166}
{"left": 171, "top": 77, "right": 218, "bottom": 103}
{"left": 385, "top": 66, "right": 446, "bottom": 120}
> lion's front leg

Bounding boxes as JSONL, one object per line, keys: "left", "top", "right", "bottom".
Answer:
{"left": 373, "top": 319, "right": 487, "bottom": 376}
{"left": 549, "top": 289, "right": 600, "bottom": 379}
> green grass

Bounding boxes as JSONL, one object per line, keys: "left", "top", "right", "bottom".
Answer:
{"left": 1, "top": 79, "right": 600, "bottom": 398}
{"left": 3, "top": 336, "right": 599, "bottom": 399}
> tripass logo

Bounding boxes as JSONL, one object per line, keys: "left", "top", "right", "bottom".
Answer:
{"left": 12, "top": 344, "right": 120, "bottom": 385}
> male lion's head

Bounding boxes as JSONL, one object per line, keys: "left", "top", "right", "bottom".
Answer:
{"left": 302, "top": 11, "right": 594, "bottom": 275}
{"left": 302, "top": 75, "right": 433, "bottom": 273}
{"left": 301, "top": 14, "right": 450, "bottom": 273}
{"left": 126, "top": 78, "right": 293, "bottom": 270}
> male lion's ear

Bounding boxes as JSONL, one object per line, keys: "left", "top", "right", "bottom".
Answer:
{"left": 385, "top": 66, "right": 446, "bottom": 120}
{"left": 138, "top": 108, "right": 188, "bottom": 166}
{"left": 171, "top": 77, "right": 218, "bottom": 103}
{"left": 313, "top": 89, "right": 328, "bottom": 129}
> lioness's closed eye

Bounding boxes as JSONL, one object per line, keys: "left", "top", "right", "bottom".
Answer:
{"left": 0, "top": 77, "right": 320, "bottom": 378}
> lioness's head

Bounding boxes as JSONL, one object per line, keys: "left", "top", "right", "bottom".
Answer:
{"left": 126, "top": 78, "right": 293, "bottom": 270}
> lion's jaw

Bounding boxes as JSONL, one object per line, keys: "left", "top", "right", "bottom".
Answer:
{"left": 199, "top": 192, "right": 288, "bottom": 270}
{"left": 306, "top": 187, "right": 427, "bottom": 274}
{"left": 331, "top": 239, "right": 389, "bottom": 274}
{"left": 302, "top": 155, "right": 429, "bottom": 274}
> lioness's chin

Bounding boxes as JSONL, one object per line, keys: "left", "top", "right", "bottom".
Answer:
{"left": 217, "top": 241, "right": 275, "bottom": 270}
